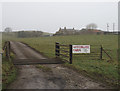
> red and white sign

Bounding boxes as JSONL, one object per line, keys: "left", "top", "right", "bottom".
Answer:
{"left": 72, "top": 45, "right": 90, "bottom": 53}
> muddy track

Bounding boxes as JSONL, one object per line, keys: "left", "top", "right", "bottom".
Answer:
{"left": 7, "top": 41, "right": 109, "bottom": 89}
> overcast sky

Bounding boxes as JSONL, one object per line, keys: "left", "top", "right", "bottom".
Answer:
{"left": 1, "top": 2, "right": 118, "bottom": 33}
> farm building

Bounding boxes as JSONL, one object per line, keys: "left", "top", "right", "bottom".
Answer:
{"left": 79, "top": 28, "right": 104, "bottom": 35}
{"left": 54, "top": 27, "right": 104, "bottom": 36}
{"left": 54, "top": 27, "right": 79, "bottom": 36}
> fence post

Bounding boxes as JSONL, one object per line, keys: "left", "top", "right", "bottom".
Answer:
{"left": 55, "top": 42, "right": 60, "bottom": 58}
{"left": 8, "top": 41, "right": 10, "bottom": 58}
{"left": 100, "top": 45, "right": 103, "bottom": 60}
{"left": 5, "top": 46, "right": 8, "bottom": 57}
{"left": 5, "top": 42, "right": 9, "bottom": 58}
{"left": 69, "top": 45, "right": 72, "bottom": 64}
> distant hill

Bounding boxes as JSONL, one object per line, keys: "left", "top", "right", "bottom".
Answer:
{"left": 42, "top": 32, "right": 53, "bottom": 37}
{"left": 2, "top": 31, "right": 53, "bottom": 38}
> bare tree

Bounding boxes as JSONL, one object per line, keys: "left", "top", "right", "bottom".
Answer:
{"left": 4, "top": 27, "right": 12, "bottom": 32}
{"left": 86, "top": 23, "right": 97, "bottom": 30}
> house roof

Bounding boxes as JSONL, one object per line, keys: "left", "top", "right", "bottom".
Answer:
{"left": 92, "top": 30, "right": 102, "bottom": 32}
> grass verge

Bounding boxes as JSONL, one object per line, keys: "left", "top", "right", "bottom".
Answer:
{"left": 2, "top": 52, "right": 17, "bottom": 90}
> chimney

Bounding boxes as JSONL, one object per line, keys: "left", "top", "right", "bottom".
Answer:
{"left": 59, "top": 27, "right": 61, "bottom": 31}
{"left": 64, "top": 27, "right": 66, "bottom": 30}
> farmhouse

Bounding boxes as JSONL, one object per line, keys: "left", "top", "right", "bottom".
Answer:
{"left": 54, "top": 27, "right": 104, "bottom": 36}
{"left": 54, "top": 27, "right": 79, "bottom": 36}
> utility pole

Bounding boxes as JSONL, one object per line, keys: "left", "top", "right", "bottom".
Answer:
{"left": 107, "top": 23, "right": 109, "bottom": 32}
{"left": 113, "top": 23, "right": 115, "bottom": 32}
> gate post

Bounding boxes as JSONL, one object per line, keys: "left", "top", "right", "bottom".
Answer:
{"left": 55, "top": 42, "right": 60, "bottom": 58}
{"left": 100, "top": 45, "right": 103, "bottom": 60}
{"left": 69, "top": 45, "right": 72, "bottom": 64}
{"left": 8, "top": 41, "right": 10, "bottom": 53}
{"left": 6, "top": 42, "right": 9, "bottom": 58}
{"left": 5, "top": 46, "right": 8, "bottom": 58}
{"left": 8, "top": 41, "right": 10, "bottom": 58}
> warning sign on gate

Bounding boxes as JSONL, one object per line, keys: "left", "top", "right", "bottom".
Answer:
{"left": 72, "top": 45, "right": 90, "bottom": 53}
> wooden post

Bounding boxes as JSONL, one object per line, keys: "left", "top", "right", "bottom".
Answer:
{"left": 5, "top": 46, "right": 8, "bottom": 57}
{"left": 69, "top": 45, "right": 72, "bottom": 64}
{"left": 55, "top": 42, "right": 60, "bottom": 58}
{"left": 5, "top": 41, "right": 10, "bottom": 59}
{"left": 100, "top": 45, "right": 103, "bottom": 60}
{"left": 8, "top": 41, "right": 10, "bottom": 58}
{"left": 9, "top": 41, "right": 10, "bottom": 52}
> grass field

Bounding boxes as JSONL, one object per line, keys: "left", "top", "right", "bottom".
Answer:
{"left": 2, "top": 34, "right": 119, "bottom": 87}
